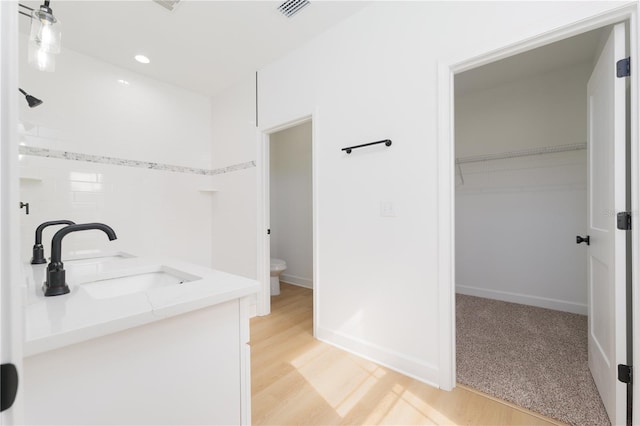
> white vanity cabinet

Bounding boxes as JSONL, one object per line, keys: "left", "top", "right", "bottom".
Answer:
{"left": 21, "top": 256, "right": 257, "bottom": 425}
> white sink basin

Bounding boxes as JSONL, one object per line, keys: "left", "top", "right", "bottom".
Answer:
{"left": 79, "top": 266, "right": 201, "bottom": 299}
{"left": 64, "top": 252, "right": 135, "bottom": 275}
{"left": 64, "top": 252, "right": 134, "bottom": 265}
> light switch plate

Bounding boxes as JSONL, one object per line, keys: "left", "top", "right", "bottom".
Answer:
{"left": 380, "top": 201, "right": 396, "bottom": 217}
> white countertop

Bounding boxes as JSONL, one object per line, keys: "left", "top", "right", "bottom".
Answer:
{"left": 23, "top": 252, "right": 259, "bottom": 357}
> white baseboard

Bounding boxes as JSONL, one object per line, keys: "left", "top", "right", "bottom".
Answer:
{"left": 316, "top": 327, "right": 440, "bottom": 388}
{"left": 456, "top": 284, "right": 587, "bottom": 315}
{"left": 280, "top": 274, "right": 313, "bottom": 289}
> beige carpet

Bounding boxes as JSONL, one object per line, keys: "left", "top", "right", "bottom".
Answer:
{"left": 456, "top": 294, "right": 610, "bottom": 426}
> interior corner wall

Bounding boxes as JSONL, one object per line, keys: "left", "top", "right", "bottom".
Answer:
{"left": 209, "top": 1, "right": 629, "bottom": 386}
{"left": 18, "top": 34, "right": 214, "bottom": 266}
{"left": 270, "top": 121, "right": 313, "bottom": 288}
{"left": 209, "top": 75, "right": 258, "bottom": 280}
{"left": 455, "top": 63, "right": 590, "bottom": 315}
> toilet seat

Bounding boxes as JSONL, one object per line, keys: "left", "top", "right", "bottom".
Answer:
{"left": 269, "top": 259, "right": 286, "bottom": 296}
{"left": 270, "top": 258, "right": 287, "bottom": 271}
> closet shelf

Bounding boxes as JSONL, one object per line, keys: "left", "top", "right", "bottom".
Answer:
{"left": 456, "top": 142, "right": 586, "bottom": 165}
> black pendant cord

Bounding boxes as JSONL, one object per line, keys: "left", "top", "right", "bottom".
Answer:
{"left": 18, "top": 3, "right": 34, "bottom": 18}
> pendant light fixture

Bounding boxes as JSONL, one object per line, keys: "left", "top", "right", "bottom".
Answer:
{"left": 19, "top": 1, "right": 61, "bottom": 72}
{"left": 18, "top": 88, "right": 44, "bottom": 108}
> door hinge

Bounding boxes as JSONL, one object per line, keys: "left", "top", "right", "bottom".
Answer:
{"left": 619, "top": 364, "right": 633, "bottom": 384}
{"left": 617, "top": 212, "right": 632, "bottom": 230}
{"left": 267, "top": 229, "right": 271, "bottom": 235}
{"left": 617, "top": 57, "right": 631, "bottom": 78}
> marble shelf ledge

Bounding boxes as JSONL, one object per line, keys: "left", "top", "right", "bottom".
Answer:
{"left": 20, "top": 175, "right": 43, "bottom": 182}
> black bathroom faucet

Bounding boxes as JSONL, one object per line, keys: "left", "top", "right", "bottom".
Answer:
{"left": 31, "top": 220, "right": 76, "bottom": 264}
{"left": 44, "top": 223, "right": 117, "bottom": 297}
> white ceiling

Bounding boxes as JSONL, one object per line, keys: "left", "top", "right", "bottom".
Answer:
{"left": 19, "top": 0, "right": 370, "bottom": 96}
{"left": 20, "top": 2, "right": 608, "bottom": 98}
{"left": 455, "top": 26, "right": 608, "bottom": 96}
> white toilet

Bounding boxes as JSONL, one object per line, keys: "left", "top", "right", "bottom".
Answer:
{"left": 270, "top": 258, "right": 287, "bottom": 296}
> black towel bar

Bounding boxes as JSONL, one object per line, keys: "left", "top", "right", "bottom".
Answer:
{"left": 342, "top": 139, "right": 392, "bottom": 154}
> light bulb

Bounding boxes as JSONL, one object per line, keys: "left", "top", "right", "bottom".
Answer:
{"left": 30, "top": 8, "right": 61, "bottom": 54}
{"left": 40, "top": 24, "right": 54, "bottom": 46}
{"left": 28, "top": 42, "right": 55, "bottom": 72}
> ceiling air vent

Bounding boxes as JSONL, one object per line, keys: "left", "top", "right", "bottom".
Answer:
{"left": 277, "top": 0, "right": 310, "bottom": 18}
{"left": 153, "top": 0, "right": 181, "bottom": 12}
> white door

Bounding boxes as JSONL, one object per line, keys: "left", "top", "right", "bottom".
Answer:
{"left": 587, "top": 22, "right": 627, "bottom": 426}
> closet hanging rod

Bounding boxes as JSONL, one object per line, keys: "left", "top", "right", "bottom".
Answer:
{"left": 342, "top": 139, "right": 392, "bottom": 154}
{"left": 456, "top": 142, "right": 586, "bottom": 165}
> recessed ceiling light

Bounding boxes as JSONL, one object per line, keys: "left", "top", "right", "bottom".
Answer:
{"left": 117, "top": 79, "right": 130, "bottom": 86}
{"left": 134, "top": 54, "right": 150, "bottom": 64}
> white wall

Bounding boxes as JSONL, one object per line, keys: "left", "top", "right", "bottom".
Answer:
{"left": 456, "top": 63, "right": 592, "bottom": 157}
{"left": 209, "top": 75, "right": 257, "bottom": 279}
{"left": 208, "top": 1, "right": 630, "bottom": 387}
{"left": 455, "top": 63, "right": 590, "bottom": 314}
{"left": 18, "top": 35, "right": 214, "bottom": 266}
{"left": 270, "top": 121, "right": 313, "bottom": 288}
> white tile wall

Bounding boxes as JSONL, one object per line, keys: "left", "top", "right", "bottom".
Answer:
{"left": 18, "top": 35, "right": 213, "bottom": 169}
{"left": 19, "top": 156, "right": 215, "bottom": 266}
{"left": 18, "top": 34, "right": 217, "bottom": 267}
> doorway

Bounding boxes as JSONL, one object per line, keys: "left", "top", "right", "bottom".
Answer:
{"left": 454, "top": 29, "right": 603, "bottom": 424}
{"left": 257, "top": 115, "right": 317, "bottom": 331}
{"left": 269, "top": 121, "right": 313, "bottom": 293}
{"left": 438, "top": 12, "right": 638, "bottom": 426}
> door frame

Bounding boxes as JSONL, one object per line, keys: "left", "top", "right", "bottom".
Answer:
{"left": 1, "top": 1, "right": 24, "bottom": 424}
{"left": 436, "top": 1, "right": 639, "bottom": 411}
{"left": 256, "top": 111, "right": 319, "bottom": 334}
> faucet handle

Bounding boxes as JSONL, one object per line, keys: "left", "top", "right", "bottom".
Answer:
{"left": 43, "top": 265, "right": 69, "bottom": 297}
{"left": 44, "top": 223, "right": 117, "bottom": 297}
{"left": 31, "top": 244, "right": 47, "bottom": 265}
{"left": 31, "top": 220, "right": 76, "bottom": 264}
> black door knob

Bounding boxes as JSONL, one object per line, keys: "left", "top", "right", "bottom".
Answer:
{"left": 576, "top": 235, "right": 590, "bottom": 245}
{"left": 1, "top": 363, "right": 18, "bottom": 412}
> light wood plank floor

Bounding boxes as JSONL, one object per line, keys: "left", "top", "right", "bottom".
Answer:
{"left": 251, "top": 283, "right": 565, "bottom": 425}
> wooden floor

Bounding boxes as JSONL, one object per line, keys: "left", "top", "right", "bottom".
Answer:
{"left": 250, "top": 283, "right": 564, "bottom": 425}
